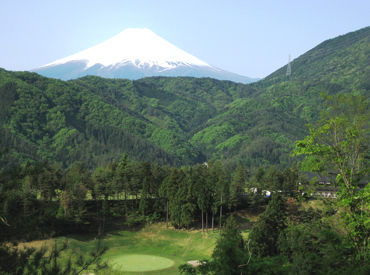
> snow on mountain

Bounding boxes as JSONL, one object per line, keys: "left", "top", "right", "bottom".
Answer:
{"left": 42, "top": 28, "right": 209, "bottom": 69}
{"left": 34, "top": 28, "right": 257, "bottom": 83}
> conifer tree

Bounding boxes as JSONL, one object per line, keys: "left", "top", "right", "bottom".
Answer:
{"left": 248, "top": 194, "right": 287, "bottom": 257}
{"left": 211, "top": 215, "right": 245, "bottom": 274}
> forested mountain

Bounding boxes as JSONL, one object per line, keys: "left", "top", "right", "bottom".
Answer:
{"left": 0, "top": 70, "right": 251, "bottom": 167}
{"left": 0, "top": 27, "right": 369, "bottom": 168}
{"left": 191, "top": 26, "right": 369, "bottom": 166}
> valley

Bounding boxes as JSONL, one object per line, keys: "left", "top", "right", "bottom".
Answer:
{"left": 0, "top": 25, "right": 368, "bottom": 275}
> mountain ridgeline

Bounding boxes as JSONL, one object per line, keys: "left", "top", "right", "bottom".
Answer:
{"left": 0, "top": 27, "right": 369, "bottom": 168}
{"left": 33, "top": 28, "right": 257, "bottom": 83}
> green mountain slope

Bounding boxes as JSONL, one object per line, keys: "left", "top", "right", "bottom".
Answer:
{"left": 263, "top": 26, "right": 370, "bottom": 87}
{"left": 0, "top": 70, "right": 252, "bottom": 167}
{"left": 0, "top": 70, "right": 178, "bottom": 166}
{"left": 194, "top": 27, "right": 369, "bottom": 166}
{"left": 0, "top": 27, "right": 368, "bottom": 168}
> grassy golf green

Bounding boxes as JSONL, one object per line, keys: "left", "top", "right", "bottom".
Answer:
{"left": 98, "top": 223, "right": 219, "bottom": 274}
{"left": 109, "top": 254, "right": 174, "bottom": 272}
{"left": 19, "top": 223, "right": 223, "bottom": 274}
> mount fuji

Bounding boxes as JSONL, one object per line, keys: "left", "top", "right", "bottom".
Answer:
{"left": 33, "top": 28, "right": 257, "bottom": 83}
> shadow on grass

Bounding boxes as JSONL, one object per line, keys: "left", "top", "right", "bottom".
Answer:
{"left": 64, "top": 216, "right": 147, "bottom": 242}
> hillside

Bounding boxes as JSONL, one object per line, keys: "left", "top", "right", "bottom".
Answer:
{"left": 0, "top": 27, "right": 369, "bottom": 168}
{"left": 192, "top": 26, "right": 370, "bottom": 166}
{"left": 0, "top": 70, "right": 252, "bottom": 167}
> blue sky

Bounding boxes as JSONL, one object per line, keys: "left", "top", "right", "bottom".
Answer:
{"left": 0, "top": 0, "right": 369, "bottom": 78}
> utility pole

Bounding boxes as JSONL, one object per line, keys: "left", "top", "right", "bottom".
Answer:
{"left": 286, "top": 54, "right": 292, "bottom": 77}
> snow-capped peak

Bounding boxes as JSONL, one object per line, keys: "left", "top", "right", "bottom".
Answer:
{"left": 35, "top": 28, "right": 256, "bottom": 83}
{"left": 42, "top": 28, "right": 210, "bottom": 69}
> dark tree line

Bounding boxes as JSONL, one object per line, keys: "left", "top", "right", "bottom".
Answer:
{"left": 180, "top": 194, "right": 369, "bottom": 275}
{"left": 1, "top": 150, "right": 302, "bottom": 242}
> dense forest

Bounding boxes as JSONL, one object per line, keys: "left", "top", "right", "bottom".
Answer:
{"left": 0, "top": 27, "right": 369, "bottom": 169}
{"left": 1, "top": 92, "right": 368, "bottom": 273}
{"left": 0, "top": 27, "right": 369, "bottom": 274}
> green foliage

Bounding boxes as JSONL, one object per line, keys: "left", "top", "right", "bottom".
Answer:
{"left": 61, "top": 163, "right": 90, "bottom": 222}
{"left": 0, "top": 240, "right": 107, "bottom": 275}
{"left": 0, "top": 243, "right": 35, "bottom": 275}
{"left": 0, "top": 27, "right": 369, "bottom": 275}
{"left": 178, "top": 263, "right": 197, "bottom": 275}
{"left": 294, "top": 93, "right": 369, "bottom": 261}
{"left": 241, "top": 255, "right": 289, "bottom": 275}
{"left": 1, "top": 27, "right": 368, "bottom": 168}
{"left": 248, "top": 194, "right": 287, "bottom": 257}
{"left": 211, "top": 216, "right": 245, "bottom": 275}
{"left": 279, "top": 222, "right": 356, "bottom": 275}
{"left": 229, "top": 165, "right": 247, "bottom": 210}
{"left": 248, "top": 166, "right": 299, "bottom": 196}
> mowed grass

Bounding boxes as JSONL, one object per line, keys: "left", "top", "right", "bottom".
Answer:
{"left": 109, "top": 254, "right": 174, "bottom": 272}
{"left": 20, "top": 223, "right": 221, "bottom": 274}
{"left": 99, "top": 223, "right": 219, "bottom": 274}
